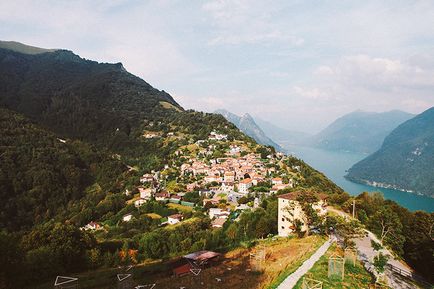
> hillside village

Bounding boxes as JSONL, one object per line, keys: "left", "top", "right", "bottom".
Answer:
{"left": 84, "top": 130, "right": 302, "bottom": 233}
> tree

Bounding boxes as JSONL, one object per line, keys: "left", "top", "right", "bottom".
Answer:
{"left": 255, "top": 217, "right": 272, "bottom": 239}
{"left": 369, "top": 207, "right": 403, "bottom": 248}
{"left": 0, "top": 232, "right": 24, "bottom": 288}
{"left": 403, "top": 211, "right": 434, "bottom": 281}
{"left": 226, "top": 223, "right": 238, "bottom": 242}
{"left": 87, "top": 248, "right": 101, "bottom": 269}
{"left": 284, "top": 192, "right": 323, "bottom": 235}
{"left": 373, "top": 253, "right": 389, "bottom": 274}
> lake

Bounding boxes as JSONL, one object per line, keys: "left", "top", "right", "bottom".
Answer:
{"left": 282, "top": 143, "right": 434, "bottom": 212}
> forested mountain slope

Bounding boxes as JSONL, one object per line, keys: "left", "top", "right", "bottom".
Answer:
{"left": 0, "top": 45, "right": 250, "bottom": 170}
{"left": 309, "top": 110, "right": 414, "bottom": 154}
{"left": 0, "top": 108, "right": 126, "bottom": 231}
{"left": 346, "top": 107, "right": 434, "bottom": 197}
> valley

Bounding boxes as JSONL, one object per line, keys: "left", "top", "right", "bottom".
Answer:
{"left": 0, "top": 42, "right": 432, "bottom": 289}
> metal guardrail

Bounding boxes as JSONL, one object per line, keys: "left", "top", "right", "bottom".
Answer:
{"left": 386, "top": 264, "right": 432, "bottom": 289}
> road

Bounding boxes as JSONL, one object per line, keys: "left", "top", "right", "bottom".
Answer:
{"left": 328, "top": 206, "right": 421, "bottom": 289}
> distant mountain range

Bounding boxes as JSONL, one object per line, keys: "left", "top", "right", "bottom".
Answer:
{"left": 346, "top": 107, "right": 434, "bottom": 197}
{"left": 215, "top": 109, "right": 282, "bottom": 150}
{"left": 253, "top": 117, "right": 311, "bottom": 145}
{"left": 308, "top": 110, "right": 414, "bottom": 154}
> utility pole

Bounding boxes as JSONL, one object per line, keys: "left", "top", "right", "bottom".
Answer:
{"left": 352, "top": 199, "right": 355, "bottom": 219}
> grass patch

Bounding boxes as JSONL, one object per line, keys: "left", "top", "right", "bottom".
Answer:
{"left": 159, "top": 101, "right": 182, "bottom": 112}
{"left": 167, "top": 202, "right": 194, "bottom": 212}
{"left": 266, "top": 236, "right": 326, "bottom": 289}
{"left": 146, "top": 213, "right": 162, "bottom": 219}
{"left": 292, "top": 244, "right": 373, "bottom": 289}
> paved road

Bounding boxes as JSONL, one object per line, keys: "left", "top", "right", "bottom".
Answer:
{"left": 328, "top": 206, "right": 420, "bottom": 288}
{"left": 276, "top": 238, "right": 334, "bottom": 289}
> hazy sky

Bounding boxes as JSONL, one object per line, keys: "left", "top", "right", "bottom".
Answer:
{"left": 1, "top": 0, "right": 434, "bottom": 133}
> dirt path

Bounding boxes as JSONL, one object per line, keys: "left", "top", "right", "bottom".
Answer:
{"left": 276, "top": 237, "right": 334, "bottom": 289}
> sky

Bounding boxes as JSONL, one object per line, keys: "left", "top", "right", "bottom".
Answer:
{"left": 1, "top": 0, "right": 434, "bottom": 133}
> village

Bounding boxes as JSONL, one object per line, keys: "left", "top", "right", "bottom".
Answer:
{"left": 82, "top": 130, "right": 326, "bottom": 239}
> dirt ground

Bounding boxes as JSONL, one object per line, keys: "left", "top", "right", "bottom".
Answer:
{"left": 128, "top": 235, "right": 324, "bottom": 289}
{"left": 36, "top": 236, "right": 324, "bottom": 289}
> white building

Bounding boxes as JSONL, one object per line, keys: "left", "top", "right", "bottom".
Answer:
{"left": 167, "top": 214, "right": 183, "bottom": 225}
{"left": 209, "top": 208, "right": 230, "bottom": 219}
{"left": 238, "top": 178, "right": 252, "bottom": 194}
{"left": 209, "top": 131, "right": 228, "bottom": 141}
{"left": 140, "top": 174, "right": 154, "bottom": 183}
{"left": 134, "top": 198, "right": 147, "bottom": 208}
{"left": 277, "top": 192, "right": 327, "bottom": 237}
{"left": 272, "top": 177, "right": 283, "bottom": 185}
{"left": 123, "top": 213, "right": 133, "bottom": 222}
{"left": 221, "top": 181, "right": 234, "bottom": 192}
{"left": 82, "top": 221, "right": 101, "bottom": 231}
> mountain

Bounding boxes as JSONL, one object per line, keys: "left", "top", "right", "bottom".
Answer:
{"left": 0, "top": 40, "right": 58, "bottom": 54}
{"left": 346, "top": 107, "right": 434, "bottom": 197}
{"left": 308, "top": 110, "right": 414, "bottom": 154}
{"left": 0, "top": 42, "right": 251, "bottom": 170}
{"left": 0, "top": 41, "right": 254, "bottom": 228}
{"left": 215, "top": 109, "right": 282, "bottom": 150}
{"left": 253, "top": 117, "right": 311, "bottom": 145}
{"left": 0, "top": 108, "right": 126, "bottom": 231}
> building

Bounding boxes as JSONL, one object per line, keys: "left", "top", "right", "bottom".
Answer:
{"left": 212, "top": 217, "right": 227, "bottom": 228}
{"left": 209, "top": 131, "right": 228, "bottom": 141}
{"left": 170, "top": 195, "right": 182, "bottom": 202}
{"left": 155, "top": 192, "right": 170, "bottom": 201}
{"left": 139, "top": 187, "right": 153, "bottom": 200}
{"left": 204, "top": 175, "right": 221, "bottom": 184}
{"left": 270, "top": 183, "right": 291, "bottom": 194}
{"left": 238, "top": 178, "right": 252, "bottom": 194}
{"left": 123, "top": 213, "right": 133, "bottom": 222}
{"left": 168, "top": 214, "right": 183, "bottom": 225}
{"left": 186, "top": 182, "right": 198, "bottom": 191}
{"left": 221, "top": 181, "right": 234, "bottom": 192}
{"left": 277, "top": 192, "right": 327, "bottom": 237}
{"left": 224, "top": 171, "right": 235, "bottom": 182}
{"left": 272, "top": 177, "right": 283, "bottom": 185}
{"left": 140, "top": 173, "right": 154, "bottom": 183}
{"left": 83, "top": 221, "right": 101, "bottom": 231}
{"left": 134, "top": 198, "right": 147, "bottom": 208}
{"left": 209, "top": 208, "right": 230, "bottom": 219}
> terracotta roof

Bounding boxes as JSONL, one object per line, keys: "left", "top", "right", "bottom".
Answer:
{"left": 155, "top": 192, "right": 170, "bottom": 197}
{"left": 240, "top": 178, "right": 252, "bottom": 184}
{"left": 168, "top": 214, "right": 183, "bottom": 220}
{"left": 278, "top": 191, "right": 328, "bottom": 201}
{"left": 184, "top": 250, "right": 221, "bottom": 261}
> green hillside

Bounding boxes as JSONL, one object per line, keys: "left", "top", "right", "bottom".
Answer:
{"left": 0, "top": 108, "right": 126, "bottom": 231}
{"left": 309, "top": 110, "right": 414, "bottom": 154}
{"left": 346, "top": 107, "right": 434, "bottom": 197}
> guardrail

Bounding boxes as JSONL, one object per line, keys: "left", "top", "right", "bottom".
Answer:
{"left": 386, "top": 264, "right": 432, "bottom": 289}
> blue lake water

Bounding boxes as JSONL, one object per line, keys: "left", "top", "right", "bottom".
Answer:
{"left": 282, "top": 143, "right": 434, "bottom": 212}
